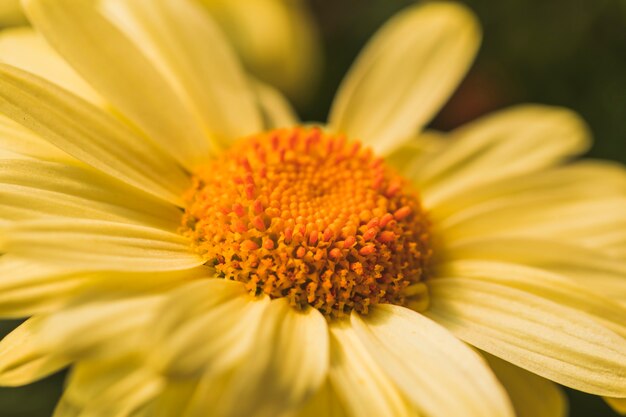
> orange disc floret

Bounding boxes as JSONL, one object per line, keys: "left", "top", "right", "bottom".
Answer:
{"left": 180, "top": 127, "right": 432, "bottom": 319}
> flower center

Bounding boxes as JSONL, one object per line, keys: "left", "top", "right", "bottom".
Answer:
{"left": 181, "top": 127, "right": 431, "bottom": 318}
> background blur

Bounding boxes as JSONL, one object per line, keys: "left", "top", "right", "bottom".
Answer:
{"left": 1, "top": 0, "right": 625, "bottom": 416}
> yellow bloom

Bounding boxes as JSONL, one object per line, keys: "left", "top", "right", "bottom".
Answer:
{"left": 0, "top": 1, "right": 625, "bottom": 417}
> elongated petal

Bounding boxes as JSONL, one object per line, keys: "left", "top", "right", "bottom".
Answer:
{"left": 296, "top": 382, "right": 348, "bottom": 417}
{"left": 209, "top": 299, "right": 329, "bottom": 417}
{"left": 426, "top": 278, "right": 626, "bottom": 396}
{"left": 1, "top": 219, "right": 203, "bottom": 272}
{"left": 435, "top": 259, "right": 626, "bottom": 338}
{"left": 415, "top": 105, "right": 591, "bottom": 208}
{"left": 441, "top": 196, "right": 626, "bottom": 245}
{"left": 0, "top": 160, "right": 182, "bottom": 229}
{"left": 444, "top": 237, "right": 626, "bottom": 302}
{"left": 253, "top": 80, "right": 299, "bottom": 129}
{"left": 0, "top": 27, "right": 101, "bottom": 103}
{"left": 149, "top": 280, "right": 267, "bottom": 378}
{"left": 0, "top": 64, "right": 190, "bottom": 205}
{"left": 0, "top": 115, "right": 74, "bottom": 163}
{"left": 36, "top": 296, "right": 164, "bottom": 360}
{"left": 352, "top": 305, "right": 513, "bottom": 417}
{"left": 0, "top": 256, "right": 208, "bottom": 318}
{"left": 385, "top": 130, "right": 446, "bottom": 177}
{"left": 23, "top": 0, "right": 216, "bottom": 170}
{"left": 328, "top": 321, "right": 414, "bottom": 417}
{"left": 54, "top": 356, "right": 163, "bottom": 417}
{"left": 104, "top": 0, "right": 263, "bottom": 146}
{"left": 605, "top": 397, "right": 626, "bottom": 415}
{"left": 0, "top": 317, "right": 70, "bottom": 386}
{"left": 484, "top": 352, "right": 567, "bottom": 417}
{"left": 329, "top": 2, "right": 479, "bottom": 155}
{"left": 430, "top": 160, "right": 626, "bottom": 222}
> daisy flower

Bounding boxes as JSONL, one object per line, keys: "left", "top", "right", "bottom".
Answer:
{"left": 0, "top": 1, "right": 625, "bottom": 417}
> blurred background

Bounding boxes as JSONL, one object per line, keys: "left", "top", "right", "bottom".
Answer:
{"left": 1, "top": 0, "right": 625, "bottom": 416}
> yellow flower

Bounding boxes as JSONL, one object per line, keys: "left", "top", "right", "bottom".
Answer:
{"left": 0, "top": 0, "right": 321, "bottom": 101}
{"left": 0, "top": 1, "right": 625, "bottom": 417}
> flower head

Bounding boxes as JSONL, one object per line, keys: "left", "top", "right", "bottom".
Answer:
{"left": 0, "top": 1, "right": 625, "bottom": 417}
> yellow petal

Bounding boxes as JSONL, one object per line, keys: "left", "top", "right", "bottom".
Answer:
{"left": 0, "top": 159, "right": 182, "bottom": 230}
{"left": 328, "top": 320, "right": 414, "bottom": 417}
{"left": 329, "top": 2, "right": 480, "bottom": 155}
{"left": 54, "top": 356, "right": 163, "bottom": 417}
{"left": 296, "top": 381, "right": 349, "bottom": 417}
{"left": 35, "top": 296, "right": 164, "bottom": 360}
{"left": 149, "top": 279, "right": 267, "bottom": 377}
{"left": 352, "top": 305, "right": 514, "bottom": 417}
{"left": 385, "top": 130, "right": 447, "bottom": 177}
{"left": 436, "top": 259, "right": 626, "bottom": 339}
{"left": 605, "top": 397, "right": 626, "bottom": 415}
{"left": 207, "top": 299, "right": 329, "bottom": 417}
{"left": 103, "top": 0, "right": 263, "bottom": 147}
{"left": 253, "top": 80, "right": 299, "bottom": 129}
{"left": 427, "top": 277, "right": 626, "bottom": 397}
{"left": 444, "top": 236, "right": 626, "bottom": 303}
{"left": 441, "top": 195, "right": 626, "bottom": 245}
{"left": 430, "top": 160, "right": 626, "bottom": 222}
{"left": 0, "top": 256, "right": 208, "bottom": 318}
{"left": 484, "top": 352, "right": 567, "bottom": 417}
{"left": 0, "top": 63, "right": 190, "bottom": 206}
{"left": 0, "top": 0, "right": 26, "bottom": 26}
{"left": 1, "top": 219, "right": 203, "bottom": 272}
{"left": 201, "top": 0, "right": 322, "bottom": 101}
{"left": 0, "top": 115, "right": 75, "bottom": 163}
{"left": 23, "top": 0, "right": 215, "bottom": 170}
{"left": 0, "top": 317, "right": 69, "bottom": 386}
{"left": 0, "top": 27, "right": 101, "bottom": 104}
{"left": 415, "top": 105, "right": 591, "bottom": 208}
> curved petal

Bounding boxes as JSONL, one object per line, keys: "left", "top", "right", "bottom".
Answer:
{"left": 484, "top": 352, "right": 567, "bottom": 417}
{"left": 426, "top": 277, "right": 626, "bottom": 397}
{"left": 199, "top": 299, "right": 329, "bottom": 417}
{"left": 429, "top": 160, "right": 626, "bottom": 222}
{"left": 149, "top": 279, "right": 267, "bottom": 378}
{"left": 434, "top": 259, "right": 626, "bottom": 339}
{"left": 328, "top": 321, "right": 414, "bottom": 417}
{"left": 296, "top": 381, "right": 348, "bottom": 417}
{"left": 605, "top": 397, "right": 626, "bottom": 415}
{"left": 23, "top": 0, "right": 216, "bottom": 170}
{"left": 103, "top": 0, "right": 263, "bottom": 147}
{"left": 0, "top": 27, "right": 101, "bottom": 104}
{"left": 253, "top": 80, "right": 299, "bottom": 129}
{"left": 0, "top": 63, "right": 190, "bottom": 206}
{"left": 54, "top": 356, "right": 163, "bottom": 417}
{"left": 202, "top": 0, "right": 322, "bottom": 101}
{"left": 385, "top": 130, "right": 447, "bottom": 177}
{"left": 0, "top": 219, "right": 203, "bottom": 272}
{"left": 352, "top": 305, "right": 514, "bottom": 417}
{"left": 0, "top": 115, "right": 75, "bottom": 163}
{"left": 440, "top": 195, "right": 626, "bottom": 245}
{"left": 443, "top": 237, "right": 626, "bottom": 303}
{"left": 0, "top": 255, "right": 208, "bottom": 318}
{"left": 0, "top": 317, "right": 70, "bottom": 386}
{"left": 0, "top": 294, "right": 162, "bottom": 386}
{"left": 0, "top": 160, "right": 182, "bottom": 230}
{"left": 416, "top": 105, "right": 591, "bottom": 208}
{"left": 329, "top": 2, "right": 480, "bottom": 155}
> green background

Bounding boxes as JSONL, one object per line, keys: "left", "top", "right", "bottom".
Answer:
{"left": 1, "top": 0, "right": 625, "bottom": 416}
